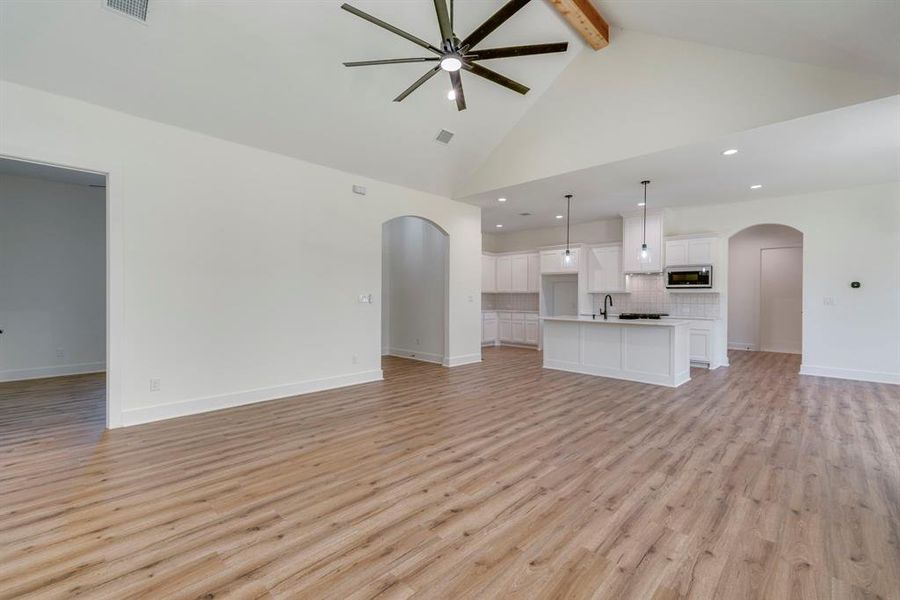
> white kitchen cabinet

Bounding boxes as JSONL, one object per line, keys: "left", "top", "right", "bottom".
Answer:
{"left": 540, "top": 248, "right": 579, "bottom": 273}
{"left": 526, "top": 253, "right": 541, "bottom": 292}
{"left": 587, "top": 244, "right": 626, "bottom": 293}
{"left": 482, "top": 312, "right": 498, "bottom": 345}
{"left": 510, "top": 255, "right": 528, "bottom": 292}
{"left": 689, "top": 329, "right": 712, "bottom": 364}
{"left": 668, "top": 318, "right": 720, "bottom": 367}
{"left": 622, "top": 211, "right": 663, "bottom": 273}
{"left": 525, "top": 320, "right": 540, "bottom": 345}
{"left": 496, "top": 256, "right": 512, "bottom": 292}
{"left": 511, "top": 321, "right": 526, "bottom": 343}
{"left": 481, "top": 254, "right": 497, "bottom": 293}
{"left": 665, "top": 236, "right": 718, "bottom": 267}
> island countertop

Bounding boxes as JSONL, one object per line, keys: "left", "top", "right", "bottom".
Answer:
{"left": 540, "top": 315, "right": 689, "bottom": 327}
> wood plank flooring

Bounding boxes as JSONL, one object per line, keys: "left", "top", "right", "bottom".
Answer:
{"left": 1, "top": 348, "right": 898, "bottom": 599}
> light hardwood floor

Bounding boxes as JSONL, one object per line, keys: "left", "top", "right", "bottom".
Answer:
{"left": 1, "top": 348, "right": 898, "bottom": 599}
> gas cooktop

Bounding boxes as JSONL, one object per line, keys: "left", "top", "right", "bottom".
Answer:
{"left": 617, "top": 313, "right": 669, "bottom": 320}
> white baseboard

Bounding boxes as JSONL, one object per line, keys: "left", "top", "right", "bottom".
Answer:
{"left": 728, "top": 342, "right": 756, "bottom": 351}
{"left": 121, "top": 369, "right": 383, "bottom": 427}
{"left": 386, "top": 348, "right": 444, "bottom": 364}
{"left": 799, "top": 364, "right": 900, "bottom": 385}
{"left": 0, "top": 362, "right": 106, "bottom": 383}
{"left": 443, "top": 353, "right": 482, "bottom": 367}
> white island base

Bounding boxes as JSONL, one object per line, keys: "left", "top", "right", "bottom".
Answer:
{"left": 542, "top": 316, "right": 691, "bottom": 388}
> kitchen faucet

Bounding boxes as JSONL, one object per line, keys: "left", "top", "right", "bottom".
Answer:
{"left": 600, "top": 294, "right": 613, "bottom": 320}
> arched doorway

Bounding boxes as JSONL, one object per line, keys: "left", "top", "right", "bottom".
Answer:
{"left": 728, "top": 224, "right": 803, "bottom": 355}
{"left": 381, "top": 216, "right": 450, "bottom": 367}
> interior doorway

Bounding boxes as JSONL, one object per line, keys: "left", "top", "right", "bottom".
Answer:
{"left": 381, "top": 216, "right": 449, "bottom": 366}
{"left": 0, "top": 156, "right": 108, "bottom": 421}
{"left": 728, "top": 224, "right": 803, "bottom": 354}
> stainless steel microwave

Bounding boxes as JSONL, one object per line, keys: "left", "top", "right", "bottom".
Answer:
{"left": 665, "top": 265, "right": 713, "bottom": 288}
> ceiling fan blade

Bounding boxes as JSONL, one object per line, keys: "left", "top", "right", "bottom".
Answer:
{"left": 341, "top": 4, "right": 442, "bottom": 55}
{"left": 463, "top": 62, "right": 530, "bottom": 95}
{"left": 433, "top": 0, "right": 453, "bottom": 45}
{"left": 450, "top": 70, "right": 466, "bottom": 111}
{"left": 394, "top": 66, "right": 441, "bottom": 102}
{"left": 461, "top": 0, "right": 531, "bottom": 49}
{"left": 343, "top": 57, "right": 439, "bottom": 67}
{"left": 468, "top": 42, "right": 568, "bottom": 60}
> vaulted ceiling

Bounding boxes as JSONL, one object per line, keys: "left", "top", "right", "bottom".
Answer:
{"left": 1, "top": 0, "right": 898, "bottom": 208}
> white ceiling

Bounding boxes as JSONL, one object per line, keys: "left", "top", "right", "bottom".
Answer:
{"left": 0, "top": 157, "right": 107, "bottom": 187}
{"left": 466, "top": 95, "right": 900, "bottom": 232}
{"left": 598, "top": 0, "right": 900, "bottom": 79}
{"left": 0, "top": 0, "right": 583, "bottom": 198}
{"left": 2, "top": 1, "right": 898, "bottom": 203}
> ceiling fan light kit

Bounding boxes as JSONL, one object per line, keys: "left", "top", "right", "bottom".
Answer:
{"left": 341, "top": 0, "right": 569, "bottom": 111}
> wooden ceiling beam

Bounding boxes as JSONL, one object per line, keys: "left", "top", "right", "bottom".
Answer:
{"left": 546, "top": 0, "right": 610, "bottom": 50}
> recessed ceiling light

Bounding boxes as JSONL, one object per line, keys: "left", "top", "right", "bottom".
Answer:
{"left": 722, "top": 148, "right": 739, "bottom": 156}
{"left": 447, "top": 89, "right": 456, "bottom": 101}
{"left": 555, "top": 214, "right": 564, "bottom": 219}
{"left": 495, "top": 224, "right": 503, "bottom": 228}
{"left": 637, "top": 202, "right": 646, "bottom": 207}
{"left": 750, "top": 184, "right": 763, "bottom": 189}
{"left": 497, "top": 197, "right": 507, "bottom": 202}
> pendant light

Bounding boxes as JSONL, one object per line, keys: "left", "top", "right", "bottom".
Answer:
{"left": 640, "top": 180, "right": 650, "bottom": 262}
{"left": 563, "top": 194, "right": 573, "bottom": 265}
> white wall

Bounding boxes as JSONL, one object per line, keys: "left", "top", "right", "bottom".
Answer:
{"left": 382, "top": 217, "right": 448, "bottom": 364}
{"left": 463, "top": 29, "right": 900, "bottom": 196}
{"left": 483, "top": 217, "right": 622, "bottom": 252}
{"left": 0, "top": 81, "right": 482, "bottom": 426}
{"left": 0, "top": 174, "right": 105, "bottom": 381}
{"left": 667, "top": 182, "right": 900, "bottom": 384}
{"left": 728, "top": 224, "right": 803, "bottom": 351}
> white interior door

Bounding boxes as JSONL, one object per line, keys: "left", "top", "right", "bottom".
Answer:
{"left": 759, "top": 247, "right": 802, "bottom": 354}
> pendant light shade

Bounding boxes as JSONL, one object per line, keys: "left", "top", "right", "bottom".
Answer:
{"left": 640, "top": 180, "right": 650, "bottom": 263}
{"left": 563, "top": 194, "right": 573, "bottom": 264}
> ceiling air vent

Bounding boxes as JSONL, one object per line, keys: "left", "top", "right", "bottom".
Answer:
{"left": 434, "top": 129, "right": 454, "bottom": 145}
{"left": 106, "top": 0, "right": 149, "bottom": 22}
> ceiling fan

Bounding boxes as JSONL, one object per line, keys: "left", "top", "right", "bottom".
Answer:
{"left": 341, "top": 0, "right": 568, "bottom": 111}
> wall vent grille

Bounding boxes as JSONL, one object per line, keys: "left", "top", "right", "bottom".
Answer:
{"left": 106, "top": 0, "right": 149, "bottom": 22}
{"left": 434, "top": 129, "right": 454, "bottom": 144}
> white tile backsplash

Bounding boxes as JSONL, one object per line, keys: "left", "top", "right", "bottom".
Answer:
{"left": 591, "top": 273, "right": 721, "bottom": 318}
{"left": 482, "top": 293, "right": 539, "bottom": 312}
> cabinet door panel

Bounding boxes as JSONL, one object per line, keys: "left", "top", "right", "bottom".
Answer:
{"left": 689, "top": 330, "right": 711, "bottom": 362}
{"left": 525, "top": 321, "right": 539, "bottom": 344}
{"left": 540, "top": 251, "right": 560, "bottom": 273}
{"left": 688, "top": 239, "right": 715, "bottom": 264}
{"left": 527, "top": 254, "right": 541, "bottom": 292}
{"left": 499, "top": 320, "right": 512, "bottom": 341}
{"left": 511, "top": 321, "right": 526, "bottom": 343}
{"left": 496, "top": 257, "right": 512, "bottom": 291}
{"left": 510, "top": 255, "right": 528, "bottom": 291}
{"left": 665, "top": 241, "right": 688, "bottom": 266}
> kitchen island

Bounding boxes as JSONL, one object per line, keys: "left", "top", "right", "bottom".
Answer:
{"left": 542, "top": 316, "right": 691, "bottom": 387}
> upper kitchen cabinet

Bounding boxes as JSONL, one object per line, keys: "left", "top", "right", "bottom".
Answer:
{"left": 496, "top": 255, "right": 513, "bottom": 291}
{"left": 622, "top": 210, "right": 663, "bottom": 273}
{"left": 485, "top": 252, "right": 540, "bottom": 293}
{"left": 526, "top": 253, "right": 541, "bottom": 292}
{"left": 540, "top": 247, "right": 580, "bottom": 274}
{"left": 587, "top": 244, "right": 626, "bottom": 293}
{"left": 665, "top": 236, "right": 719, "bottom": 267}
{"left": 481, "top": 254, "right": 497, "bottom": 293}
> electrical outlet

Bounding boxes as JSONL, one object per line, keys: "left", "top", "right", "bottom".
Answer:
{"left": 149, "top": 378, "right": 161, "bottom": 392}
{"left": 352, "top": 355, "right": 358, "bottom": 365}
{"left": 54, "top": 348, "right": 65, "bottom": 360}
{"left": 823, "top": 297, "right": 835, "bottom": 306}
